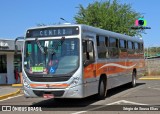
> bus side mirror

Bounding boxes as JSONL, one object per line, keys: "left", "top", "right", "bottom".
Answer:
{"left": 14, "top": 36, "right": 24, "bottom": 55}
{"left": 15, "top": 45, "right": 18, "bottom": 55}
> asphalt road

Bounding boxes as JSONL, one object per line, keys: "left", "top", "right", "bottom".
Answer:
{"left": 0, "top": 80, "right": 160, "bottom": 114}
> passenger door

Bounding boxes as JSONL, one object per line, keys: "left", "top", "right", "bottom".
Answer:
{"left": 83, "top": 39, "right": 97, "bottom": 96}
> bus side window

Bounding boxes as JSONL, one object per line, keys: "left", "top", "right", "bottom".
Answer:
{"left": 127, "top": 41, "right": 133, "bottom": 49}
{"left": 127, "top": 41, "right": 135, "bottom": 58}
{"left": 109, "top": 37, "right": 119, "bottom": 58}
{"left": 135, "top": 42, "right": 139, "bottom": 50}
{"left": 140, "top": 43, "right": 144, "bottom": 52}
{"left": 97, "top": 36, "right": 108, "bottom": 59}
{"left": 83, "top": 40, "right": 95, "bottom": 66}
{"left": 119, "top": 39, "right": 127, "bottom": 58}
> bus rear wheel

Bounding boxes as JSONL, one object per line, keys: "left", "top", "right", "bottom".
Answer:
{"left": 97, "top": 78, "right": 107, "bottom": 100}
{"left": 131, "top": 71, "right": 136, "bottom": 87}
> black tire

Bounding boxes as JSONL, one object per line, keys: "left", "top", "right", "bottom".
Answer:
{"left": 97, "top": 78, "right": 107, "bottom": 100}
{"left": 131, "top": 71, "right": 136, "bottom": 87}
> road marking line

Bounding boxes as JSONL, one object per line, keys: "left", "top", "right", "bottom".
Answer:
{"left": 120, "top": 100, "right": 148, "bottom": 105}
{"left": 106, "top": 100, "right": 122, "bottom": 105}
{"left": 71, "top": 100, "right": 123, "bottom": 114}
{"left": 71, "top": 100, "right": 148, "bottom": 114}
{"left": 0, "top": 94, "right": 23, "bottom": 102}
{"left": 150, "top": 88, "right": 160, "bottom": 91}
{"left": 71, "top": 111, "right": 87, "bottom": 114}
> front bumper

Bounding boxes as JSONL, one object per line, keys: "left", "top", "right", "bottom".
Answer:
{"left": 23, "top": 84, "right": 84, "bottom": 98}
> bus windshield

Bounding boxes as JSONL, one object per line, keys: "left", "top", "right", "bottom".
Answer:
{"left": 24, "top": 38, "right": 79, "bottom": 76}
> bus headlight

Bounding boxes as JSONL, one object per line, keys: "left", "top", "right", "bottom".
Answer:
{"left": 71, "top": 77, "right": 80, "bottom": 86}
{"left": 23, "top": 79, "right": 30, "bottom": 88}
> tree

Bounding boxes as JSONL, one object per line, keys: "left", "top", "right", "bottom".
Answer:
{"left": 74, "top": 0, "right": 143, "bottom": 37}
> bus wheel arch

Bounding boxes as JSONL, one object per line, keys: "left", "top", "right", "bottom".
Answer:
{"left": 97, "top": 74, "right": 107, "bottom": 100}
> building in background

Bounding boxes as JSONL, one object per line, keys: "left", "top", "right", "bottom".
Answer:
{"left": 0, "top": 39, "right": 23, "bottom": 84}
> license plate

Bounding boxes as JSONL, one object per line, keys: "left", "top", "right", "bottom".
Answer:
{"left": 43, "top": 94, "right": 54, "bottom": 98}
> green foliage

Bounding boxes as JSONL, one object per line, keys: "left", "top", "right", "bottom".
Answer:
{"left": 144, "top": 47, "right": 160, "bottom": 57}
{"left": 74, "top": 0, "right": 143, "bottom": 37}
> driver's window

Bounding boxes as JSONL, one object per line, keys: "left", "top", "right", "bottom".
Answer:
{"left": 83, "top": 40, "right": 95, "bottom": 66}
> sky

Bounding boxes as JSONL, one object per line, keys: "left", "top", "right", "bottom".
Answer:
{"left": 0, "top": 0, "right": 159, "bottom": 47}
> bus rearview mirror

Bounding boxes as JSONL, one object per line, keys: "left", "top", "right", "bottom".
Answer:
{"left": 15, "top": 45, "right": 18, "bottom": 55}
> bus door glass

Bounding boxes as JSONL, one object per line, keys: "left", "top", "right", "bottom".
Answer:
{"left": 83, "top": 40, "right": 96, "bottom": 80}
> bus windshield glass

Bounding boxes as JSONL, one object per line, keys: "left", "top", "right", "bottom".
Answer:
{"left": 24, "top": 38, "right": 79, "bottom": 76}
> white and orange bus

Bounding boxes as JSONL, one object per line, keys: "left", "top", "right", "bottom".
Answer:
{"left": 18, "top": 24, "right": 145, "bottom": 99}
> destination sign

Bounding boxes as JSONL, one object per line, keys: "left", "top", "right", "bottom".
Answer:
{"left": 26, "top": 26, "right": 79, "bottom": 38}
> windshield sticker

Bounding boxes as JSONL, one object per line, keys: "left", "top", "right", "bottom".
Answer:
{"left": 50, "top": 67, "right": 55, "bottom": 73}
{"left": 32, "top": 67, "right": 43, "bottom": 72}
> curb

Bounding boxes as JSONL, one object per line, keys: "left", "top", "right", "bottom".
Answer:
{"left": 0, "top": 89, "right": 21, "bottom": 100}
{"left": 139, "top": 77, "right": 160, "bottom": 80}
{"left": 12, "top": 84, "right": 22, "bottom": 87}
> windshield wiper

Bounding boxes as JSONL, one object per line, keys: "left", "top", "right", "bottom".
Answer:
{"left": 48, "top": 36, "right": 65, "bottom": 54}
{"left": 35, "top": 38, "right": 45, "bottom": 54}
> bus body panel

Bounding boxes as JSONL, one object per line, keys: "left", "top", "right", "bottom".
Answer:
{"left": 21, "top": 24, "right": 145, "bottom": 98}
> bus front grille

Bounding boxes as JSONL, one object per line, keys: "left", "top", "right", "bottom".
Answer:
{"left": 33, "top": 90, "right": 65, "bottom": 97}
{"left": 28, "top": 76, "right": 71, "bottom": 82}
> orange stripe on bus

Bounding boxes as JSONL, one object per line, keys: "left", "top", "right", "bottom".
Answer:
{"left": 49, "top": 84, "right": 69, "bottom": 88}
{"left": 30, "top": 83, "right": 69, "bottom": 88}
{"left": 30, "top": 84, "right": 46, "bottom": 88}
{"left": 83, "top": 61, "right": 145, "bottom": 79}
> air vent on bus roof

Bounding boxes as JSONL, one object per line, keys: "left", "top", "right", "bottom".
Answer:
{"left": 63, "top": 23, "right": 71, "bottom": 25}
